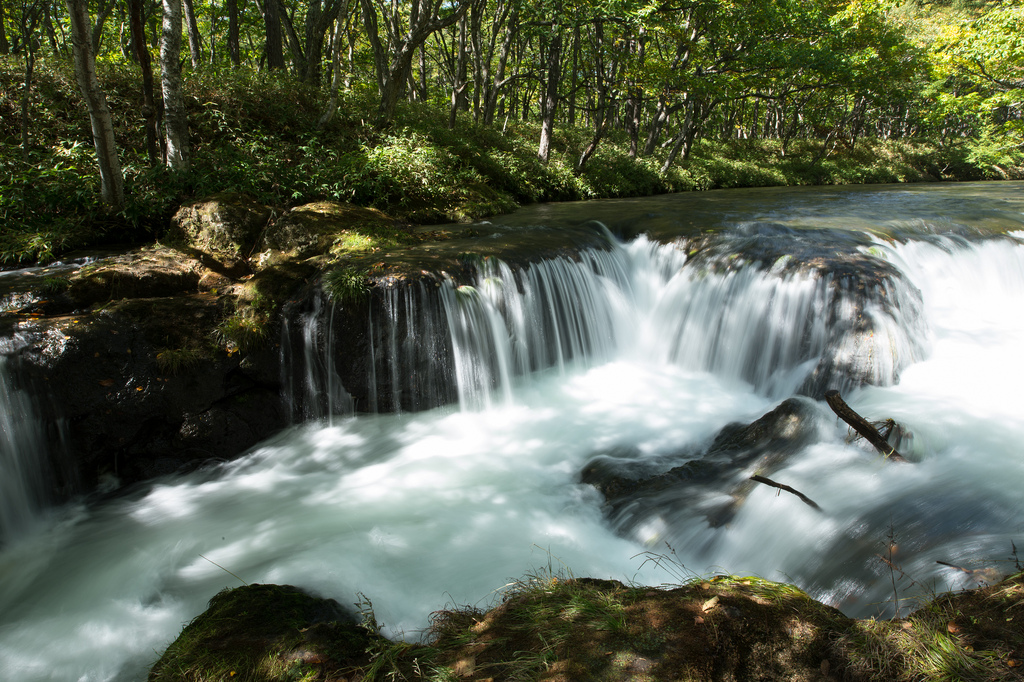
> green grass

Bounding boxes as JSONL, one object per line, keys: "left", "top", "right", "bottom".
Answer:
{"left": 322, "top": 265, "right": 370, "bottom": 302}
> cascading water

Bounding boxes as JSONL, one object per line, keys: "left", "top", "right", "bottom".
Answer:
{"left": 1, "top": 184, "right": 1023, "bottom": 682}
{"left": 0, "top": 341, "right": 55, "bottom": 546}
{"left": 367, "top": 280, "right": 457, "bottom": 413}
{"left": 280, "top": 291, "right": 354, "bottom": 423}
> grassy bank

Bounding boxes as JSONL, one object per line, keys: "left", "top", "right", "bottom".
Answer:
{"left": 0, "top": 57, "right": 1011, "bottom": 267}
{"left": 150, "top": 565, "right": 1024, "bottom": 682}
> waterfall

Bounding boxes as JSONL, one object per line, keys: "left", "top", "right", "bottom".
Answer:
{"left": 432, "top": 234, "right": 928, "bottom": 408}
{"left": 367, "top": 280, "right": 457, "bottom": 413}
{"left": 0, "top": 345, "right": 52, "bottom": 545}
{"left": 280, "top": 291, "right": 354, "bottom": 423}
{"left": 3, "top": 183, "right": 1024, "bottom": 682}
{"left": 280, "top": 229, "right": 929, "bottom": 419}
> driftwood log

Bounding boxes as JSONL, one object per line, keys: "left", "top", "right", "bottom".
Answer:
{"left": 824, "top": 390, "right": 908, "bottom": 462}
{"left": 750, "top": 475, "right": 822, "bottom": 511}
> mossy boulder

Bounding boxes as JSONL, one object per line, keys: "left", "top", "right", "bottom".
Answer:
{"left": 259, "top": 201, "right": 395, "bottom": 261}
{"left": 149, "top": 584, "right": 376, "bottom": 682}
{"left": 168, "top": 192, "right": 273, "bottom": 269}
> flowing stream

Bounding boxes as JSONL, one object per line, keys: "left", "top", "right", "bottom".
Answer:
{"left": 2, "top": 182, "right": 1024, "bottom": 681}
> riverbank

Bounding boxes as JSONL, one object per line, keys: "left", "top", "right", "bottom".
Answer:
{"left": 3, "top": 58, "right": 1016, "bottom": 269}
{"left": 150, "top": 568, "right": 1024, "bottom": 682}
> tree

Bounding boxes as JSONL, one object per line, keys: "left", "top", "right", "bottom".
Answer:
{"left": 536, "top": 11, "right": 562, "bottom": 162}
{"left": 360, "top": 0, "right": 470, "bottom": 124}
{"left": 227, "top": 0, "right": 240, "bottom": 65}
{"left": 129, "top": 0, "right": 161, "bottom": 165}
{"left": 182, "top": 0, "right": 203, "bottom": 66}
{"left": 264, "top": 0, "right": 285, "bottom": 69}
{"left": 936, "top": 5, "right": 1024, "bottom": 171}
{"left": 0, "top": 0, "right": 10, "bottom": 54}
{"left": 65, "top": 0, "right": 125, "bottom": 208}
{"left": 161, "top": 0, "right": 190, "bottom": 170}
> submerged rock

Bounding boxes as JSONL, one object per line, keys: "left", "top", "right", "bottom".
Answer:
{"left": 682, "top": 223, "right": 929, "bottom": 396}
{"left": 581, "top": 398, "right": 822, "bottom": 530}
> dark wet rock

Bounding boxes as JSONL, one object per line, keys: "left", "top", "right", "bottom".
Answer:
{"left": 149, "top": 584, "right": 376, "bottom": 682}
{"left": 4, "top": 294, "right": 291, "bottom": 487}
{"left": 1, "top": 193, "right": 621, "bottom": 505}
{"left": 0, "top": 241, "right": 313, "bottom": 491}
{"left": 582, "top": 398, "right": 822, "bottom": 530}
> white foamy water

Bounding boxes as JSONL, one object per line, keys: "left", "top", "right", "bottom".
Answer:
{"left": 2, "top": 187, "right": 1024, "bottom": 681}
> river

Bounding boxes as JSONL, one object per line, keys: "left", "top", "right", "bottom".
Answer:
{"left": 1, "top": 182, "right": 1023, "bottom": 681}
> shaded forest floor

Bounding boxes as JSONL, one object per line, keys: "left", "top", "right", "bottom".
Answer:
{"left": 2, "top": 58, "right": 1015, "bottom": 268}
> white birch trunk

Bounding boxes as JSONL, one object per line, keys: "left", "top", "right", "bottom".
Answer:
{"left": 65, "top": 0, "right": 125, "bottom": 209}
{"left": 161, "top": 0, "right": 190, "bottom": 170}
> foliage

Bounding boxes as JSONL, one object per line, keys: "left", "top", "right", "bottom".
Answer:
{"left": 155, "top": 348, "right": 204, "bottom": 375}
{"left": 215, "top": 306, "right": 270, "bottom": 354}
{"left": 2, "top": 0, "right": 1021, "bottom": 268}
{"left": 322, "top": 265, "right": 370, "bottom": 302}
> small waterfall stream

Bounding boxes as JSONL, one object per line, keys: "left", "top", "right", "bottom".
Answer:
{"left": 1, "top": 185, "right": 1024, "bottom": 682}
{"left": 0, "top": 341, "right": 55, "bottom": 546}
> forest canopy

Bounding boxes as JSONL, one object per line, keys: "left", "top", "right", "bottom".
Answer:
{"left": 0, "top": 0, "right": 1022, "bottom": 265}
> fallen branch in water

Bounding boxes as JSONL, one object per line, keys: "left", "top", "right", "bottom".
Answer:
{"left": 750, "top": 475, "right": 821, "bottom": 511}
{"left": 824, "top": 390, "right": 908, "bottom": 462}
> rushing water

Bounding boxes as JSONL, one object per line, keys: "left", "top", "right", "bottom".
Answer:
{"left": 2, "top": 183, "right": 1024, "bottom": 681}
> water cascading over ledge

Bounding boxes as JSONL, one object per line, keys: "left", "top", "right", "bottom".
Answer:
{"left": 0, "top": 337, "right": 68, "bottom": 546}
{"left": 286, "top": 228, "right": 931, "bottom": 418}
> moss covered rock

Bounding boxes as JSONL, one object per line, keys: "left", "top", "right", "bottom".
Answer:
{"left": 260, "top": 201, "right": 395, "bottom": 261}
{"left": 149, "top": 584, "right": 376, "bottom": 682}
{"left": 168, "top": 193, "right": 273, "bottom": 268}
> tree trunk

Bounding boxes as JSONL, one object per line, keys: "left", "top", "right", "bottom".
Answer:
{"left": 20, "top": 43, "right": 35, "bottom": 162}
{"left": 481, "top": 1, "right": 516, "bottom": 126}
{"left": 661, "top": 97, "right": 697, "bottom": 175}
{"left": 366, "top": 0, "right": 469, "bottom": 125}
{"left": 448, "top": 12, "right": 468, "bottom": 129}
{"left": 263, "top": 0, "right": 285, "bottom": 69}
{"left": 42, "top": 3, "right": 64, "bottom": 54}
{"left": 161, "top": 0, "right": 190, "bottom": 170}
{"left": 65, "top": 0, "right": 125, "bottom": 209}
{"left": 318, "top": 3, "right": 351, "bottom": 129}
{"left": 576, "top": 19, "right": 616, "bottom": 174}
{"left": 227, "top": 0, "right": 240, "bottom": 66}
{"left": 182, "top": 0, "right": 202, "bottom": 66}
{"left": 208, "top": 0, "right": 217, "bottom": 65}
{"left": 624, "top": 29, "right": 645, "bottom": 159}
{"left": 89, "top": 0, "right": 114, "bottom": 56}
{"left": 0, "top": 0, "right": 10, "bottom": 54}
{"left": 537, "top": 22, "right": 562, "bottom": 163}
{"left": 18, "top": 1, "right": 41, "bottom": 161}
{"left": 278, "top": 0, "right": 305, "bottom": 73}
{"left": 129, "top": 0, "right": 161, "bottom": 165}
{"left": 469, "top": 0, "right": 483, "bottom": 122}
{"left": 301, "top": 0, "right": 345, "bottom": 83}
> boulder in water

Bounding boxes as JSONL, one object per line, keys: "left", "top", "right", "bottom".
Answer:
{"left": 581, "top": 398, "right": 821, "bottom": 530}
